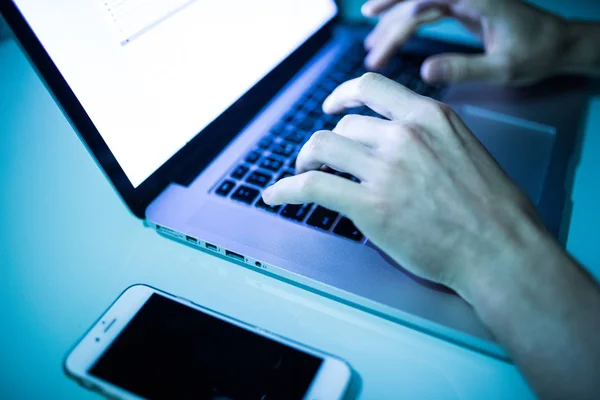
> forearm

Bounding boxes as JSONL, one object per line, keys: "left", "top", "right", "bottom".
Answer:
{"left": 562, "top": 20, "right": 600, "bottom": 77}
{"left": 461, "top": 222, "right": 600, "bottom": 399}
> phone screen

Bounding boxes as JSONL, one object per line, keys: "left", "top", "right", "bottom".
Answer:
{"left": 89, "top": 294, "right": 323, "bottom": 400}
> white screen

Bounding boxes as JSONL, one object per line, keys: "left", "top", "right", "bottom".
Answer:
{"left": 14, "top": 0, "right": 337, "bottom": 187}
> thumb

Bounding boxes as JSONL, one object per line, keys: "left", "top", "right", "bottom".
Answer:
{"left": 421, "top": 53, "right": 507, "bottom": 84}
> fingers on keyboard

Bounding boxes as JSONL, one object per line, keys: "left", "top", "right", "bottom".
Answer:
{"left": 216, "top": 42, "right": 443, "bottom": 242}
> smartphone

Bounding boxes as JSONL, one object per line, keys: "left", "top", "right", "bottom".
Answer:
{"left": 64, "top": 284, "right": 353, "bottom": 400}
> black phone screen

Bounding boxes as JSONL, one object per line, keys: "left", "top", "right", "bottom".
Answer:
{"left": 89, "top": 294, "right": 323, "bottom": 400}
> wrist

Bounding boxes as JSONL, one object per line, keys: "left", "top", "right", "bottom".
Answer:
{"left": 560, "top": 20, "right": 600, "bottom": 76}
{"left": 452, "top": 211, "right": 559, "bottom": 306}
{"left": 459, "top": 216, "right": 572, "bottom": 319}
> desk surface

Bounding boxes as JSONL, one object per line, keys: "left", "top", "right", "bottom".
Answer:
{"left": 1, "top": 18, "right": 599, "bottom": 400}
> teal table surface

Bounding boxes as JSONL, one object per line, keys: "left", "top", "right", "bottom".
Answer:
{"left": 1, "top": 3, "right": 599, "bottom": 399}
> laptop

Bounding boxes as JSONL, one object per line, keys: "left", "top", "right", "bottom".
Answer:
{"left": 2, "top": 0, "right": 588, "bottom": 359}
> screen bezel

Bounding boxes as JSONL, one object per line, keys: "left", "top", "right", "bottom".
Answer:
{"left": 0, "top": 1, "right": 338, "bottom": 218}
{"left": 63, "top": 284, "right": 352, "bottom": 400}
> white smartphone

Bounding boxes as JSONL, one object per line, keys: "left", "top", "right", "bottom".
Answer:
{"left": 64, "top": 284, "right": 354, "bottom": 400}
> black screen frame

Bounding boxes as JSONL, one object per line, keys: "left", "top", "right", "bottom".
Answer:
{"left": 0, "top": 1, "right": 339, "bottom": 218}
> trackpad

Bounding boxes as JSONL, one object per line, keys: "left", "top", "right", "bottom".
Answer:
{"left": 455, "top": 105, "right": 556, "bottom": 204}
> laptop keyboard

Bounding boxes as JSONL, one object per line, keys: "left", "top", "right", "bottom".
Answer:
{"left": 213, "top": 43, "right": 445, "bottom": 242}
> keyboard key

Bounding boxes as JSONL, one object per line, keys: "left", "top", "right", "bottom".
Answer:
{"left": 283, "top": 112, "right": 295, "bottom": 123}
{"left": 258, "top": 137, "right": 274, "bottom": 149}
{"left": 309, "top": 89, "right": 329, "bottom": 103}
{"left": 281, "top": 203, "right": 313, "bottom": 222}
{"left": 337, "top": 61, "right": 354, "bottom": 74}
{"left": 321, "top": 119, "right": 336, "bottom": 131}
{"left": 333, "top": 218, "right": 364, "bottom": 241}
{"left": 291, "top": 108, "right": 308, "bottom": 121}
{"left": 271, "top": 143, "right": 295, "bottom": 158}
{"left": 246, "top": 171, "right": 272, "bottom": 188}
{"left": 300, "top": 99, "right": 319, "bottom": 112}
{"left": 317, "top": 78, "right": 338, "bottom": 93}
{"left": 282, "top": 124, "right": 298, "bottom": 137}
{"left": 298, "top": 118, "right": 315, "bottom": 132}
{"left": 231, "top": 165, "right": 249, "bottom": 180}
{"left": 328, "top": 71, "right": 347, "bottom": 85}
{"left": 319, "top": 114, "right": 342, "bottom": 130}
{"left": 245, "top": 151, "right": 261, "bottom": 164}
{"left": 284, "top": 131, "right": 305, "bottom": 144}
{"left": 277, "top": 171, "right": 294, "bottom": 181}
{"left": 255, "top": 198, "right": 281, "bottom": 213}
{"left": 307, "top": 206, "right": 339, "bottom": 230}
{"left": 260, "top": 157, "right": 284, "bottom": 172}
{"left": 270, "top": 121, "right": 287, "bottom": 136}
{"left": 216, "top": 180, "right": 236, "bottom": 196}
{"left": 231, "top": 185, "right": 260, "bottom": 204}
{"left": 308, "top": 109, "right": 322, "bottom": 120}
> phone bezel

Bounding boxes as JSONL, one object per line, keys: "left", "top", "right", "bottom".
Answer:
{"left": 64, "top": 284, "right": 352, "bottom": 400}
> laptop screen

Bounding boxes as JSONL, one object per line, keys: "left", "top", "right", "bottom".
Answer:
{"left": 13, "top": 0, "right": 337, "bottom": 187}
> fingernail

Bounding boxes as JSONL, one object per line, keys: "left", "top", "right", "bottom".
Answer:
{"left": 361, "top": 4, "right": 375, "bottom": 17}
{"left": 365, "top": 52, "right": 379, "bottom": 70}
{"left": 423, "top": 60, "right": 449, "bottom": 83}
{"left": 322, "top": 95, "right": 334, "bottom": 114}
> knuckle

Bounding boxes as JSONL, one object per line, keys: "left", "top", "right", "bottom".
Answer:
{"left": 387, "top": 123, "right": 417, "bottom": 151}
{"left": 420, "top": 101, "right": 453, "bottom": 123}
{"left": 308, "top": 130, "right": 330, "bottom": 152}
{"left": 336, "top": 114, "right": 358, "bottom": 132}
{"left": 436, "top": 102, "right": 455, "bottom": 119}
{"left": 385, "top": 127, "right": 407, "bottom": 151}
{"left": 357, "top": 72, "right": 382, "bottom": 94}
{"left": 298, "top": 171, "right": 321, "bottom": 195}
{"left": 424, "top": 101, "right": 442, "bottom": 118}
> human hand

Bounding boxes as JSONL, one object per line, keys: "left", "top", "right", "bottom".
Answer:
{"left": 262, "top": 73, "right": 545, "bottom": 299}
{"left": 362, "top": 0, "right": 572, "bottom": 86}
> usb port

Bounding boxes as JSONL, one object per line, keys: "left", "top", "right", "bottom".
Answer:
{"left": 205, "top": 243, "right": 217, "bottom": 251}
{"left": 186, "top": 235, "right": 197, "bottom": 244}
{"left": 225, "top": 250, "right": 245, "bottom": 262}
